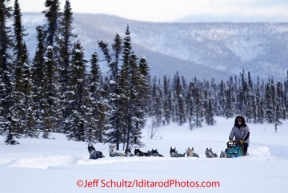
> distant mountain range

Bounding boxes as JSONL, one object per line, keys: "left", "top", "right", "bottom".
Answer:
{"left": 22, "top": 13, "right": 288, "bottom": 82}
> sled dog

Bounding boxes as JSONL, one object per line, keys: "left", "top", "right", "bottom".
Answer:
{"left": 170, "top": 147, "right": 185, "bottom": 157}
{"left": 88, "top": 143, "right": 104, "bottom": 159}
{"left": 205, "top": 148, "right": 218, "bottom": 158}
{"left": 109, "top": 144, "right": 125, "bottom": 157}
{"left": 220, "top": 150, "right": 227, "bottom": 158}
{"left": 186, "top": 147, "right": 199, "bottom": 158}
{"left": 151, "top": 149, "right": 164, "bottom": 157}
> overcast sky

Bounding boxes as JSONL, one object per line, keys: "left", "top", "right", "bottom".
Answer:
{"left": 9, "top": 0, "right": 288, "bottom": 22}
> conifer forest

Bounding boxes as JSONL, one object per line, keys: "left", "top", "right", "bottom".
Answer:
{"left": 1, "top": 0, "right": 288, "bottom": 149}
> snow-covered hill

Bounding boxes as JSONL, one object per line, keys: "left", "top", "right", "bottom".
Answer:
{"left": 0, "top": 117, "right": 287, "bottom": 193}
{"left": 22, "top": 13, "right": 288, "bottom": 81}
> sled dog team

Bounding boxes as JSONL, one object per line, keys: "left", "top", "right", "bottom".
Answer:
{"left": 87, "top": 143, "right": 229, "bottom": 159}
{"left": 88, "top": 115, "right": 250, "bottom": 159}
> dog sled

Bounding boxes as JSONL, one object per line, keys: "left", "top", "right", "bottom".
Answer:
{"left": 224, "top": 140, "right": 244, "bottom": 158}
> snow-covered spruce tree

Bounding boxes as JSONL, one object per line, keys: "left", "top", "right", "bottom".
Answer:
{"left": 255, "top": 77, "right": 264, "bottom": 124}
{"left": 285, "top": 71, "right": 288, "bottom": 119}
{"left": 65, "top": 41, "right": 91, "bottom": 142}
{"left": 186, "top": 81, "right": 195, "bottom": 130}
{"left": 57, "top": 0, "right": 77, "bottom": 133}
{"left": 118, "top": 28, "right": 131, "bottom": 150}
{"left": 138, "top": 55, "right": 150, "bottom": 115}
{"left": 119, "top": 26, "right": 147, "bottom": 149}
{"left": 173, "top": 72, "right": 186, "bottom": 125}
{"left": 41, "top": 46, "right": 61, "bottom": 138}
{"left": 128, "top": 53, "right": 148, "bottom": 149}
{"left": 264, "top": 79, "right": 274, "bottom": 123}
{"left": 11, "top": 0, "right": 37, "bottom": 138}
{"left": 203, "top": 89, "right": 216, "bottom": 126}
{"left": 85, "top": 52, "right": 108, "bottom": 143}
{"left": 193, "top": 83, "right": 204, "bottom": 127}
{"left": 150, "top": 77, "right": 163, "bottom": 129}
{"left": 238, "top": 70, "right": 249, "bottom": 115}
{"left": 0, "top": 0, "right": 19, "bottom": 144}
{"left": 224, "top": 77, "right": 236, "bottom": 119}
{"left": 217, "top": 80, "right": 225, "bottom": 116}
{"left": 162, "top": 75, "right": 172, "bottom": 125}
{"left": 274, "top": 82, "right": 284, "bottom": 126}
{"left": 245, "top": 86, "right": 255, "bottom": 123}
{"left": 22, "top": 50, "right": 38, "bottom": 138}
{"left": 111, "top": 33, "right": 122, "bottom": 79}
{"left": 32, "top": 26, "right": 47, "bottom": 127}
{"left": 43, "top": 0, "right": 61, "bottom": 48}
{"left": 10, "top": 0, "right": 27, "bottom": 136}
{"left": 97, "top": 35, "right": 123, "bottom": 150}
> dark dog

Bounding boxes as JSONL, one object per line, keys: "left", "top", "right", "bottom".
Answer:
{"left": 205, "top": 148, "right": 218, "bottom": 158}
{"left": 88, "top": 143, "right": 104, "bottom": 159}
{"left": 170, "top": 147, "right": 185, "bottom": 157}
{"left": 134, "top": 148, "right": 151, "bottom": 156}
{"left": 151, "top": 149, "right": 164, "bottom": 157}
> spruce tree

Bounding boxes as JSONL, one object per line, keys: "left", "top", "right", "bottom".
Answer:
{"left": 138, "top": 56, "right": 150, "bottom": 114}
{"left": 186, "top": 81, "right": 195, "bottom": 130}
{"left": 58, "top": 0, "right": 76, "bottom": 96}
{"left": 162, "top": 75, "right": 172, "bottom": 125}
{"left": 22, "top": 47, "right": 38, "bottom": 138}
{"left": 203, "top": 89, "right": 216, "bottom": 125}
{"left": 43, "top": 0, "right": 61, "bottom": 48}
{"left": 0, "top": 0, "right": 18, "bottom": 144}
{"left": 11, "top": 0, "right": 37, "bottom": 137}
{"left": 41, "top": 46, "right": 61, "bottom": 138}
{"left": 193, "top": 84, "right": 204, "bottom": 127}
{"left": 32, "top": 26, "right": 47, "bottom": 126}
{"left": 86, "top": 52, "right": 108, "bottom": 143}
{"left": 97, "top": 35, "right": 124, "bottom": 149}
{"left": 66, "top": 41, "right": 90, "bottom": 142}
{"left": 264, "top": 80, "right": 274, "bottom": 123}
{"left": 57, "top": 0, "right": 77, "bottom": 131}
{"left": 150, "top": 77, "right": 162, "bottom": 129}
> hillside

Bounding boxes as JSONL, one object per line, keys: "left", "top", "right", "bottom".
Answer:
{"left": 23, "top": 13, "right": 288, "bottom": 81}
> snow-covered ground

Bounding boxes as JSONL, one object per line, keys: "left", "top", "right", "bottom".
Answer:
{"left": 1, "top": 117, "right": 287, "bottom": 193}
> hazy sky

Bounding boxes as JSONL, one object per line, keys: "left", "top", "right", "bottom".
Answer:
{"left": 9, "top": 0, "right": 288, "bottom": 22}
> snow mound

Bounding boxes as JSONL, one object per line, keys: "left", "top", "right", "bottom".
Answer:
{"left": 249, "top": 146, "right": 271, "bottom": 158}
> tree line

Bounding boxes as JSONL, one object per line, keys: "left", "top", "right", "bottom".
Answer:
{"left": 0, "top": 1, "right": 287, "bottom": 148}
{"left": 149, "top": 71, "right": 288, "bottom": 131}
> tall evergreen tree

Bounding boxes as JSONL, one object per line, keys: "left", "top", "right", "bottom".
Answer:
{"left": 186, "top": 81, "right": 195, "bottom": 130}
{"left": 21, "top": 45, "right": 38, "bottom": 138}
{"left": 57, "top": 0, "right": 77, "bottom": 131}
{"left": 193, "top": 84, "right": 204, "bottom": 127}
{"left": 86, "top": 52, "right": 108, "bottom": 143}
{"left": 138, "top": 56, "right": 150, "bottom": 114}
{"left": 0, "top": 0, "right": 18, "bottom": 144}
{"left": 150, "top": 77, "right": 163, "bottom": 129}
{"left": 58, "top": 0, "right": 76, "bottom": 95}
{"left": 98, "top": 35, "right": 124, "bottom": 150}
{"left": 264, "top": 79, "right": 274, "bottom": 123}
{"left": 66, "top": 41, "right": 90, "bottom": 142}
{"left": 32, "top": 26, "right": 47, "bottom": 126}
{"left": 203, "top": 89, "right": 216, "bottom": 125}
{"left": 173, "top": 72, "right": 185, "bottom": 125}
{"left": 41, "top": 46, "right": 61, "bottom": 138}
{"left": 11, "top": 0, "right": 38, "bottom": 137}
{"left": 162, "top": 75, "right": 172, "bottom": 125}
{"left": 43, "top": 0, "right": 61, "bottom": 48}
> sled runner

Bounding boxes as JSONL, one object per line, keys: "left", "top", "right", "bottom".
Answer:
{"left": 224, "top": 140, "right": 244, "bottom": 158}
